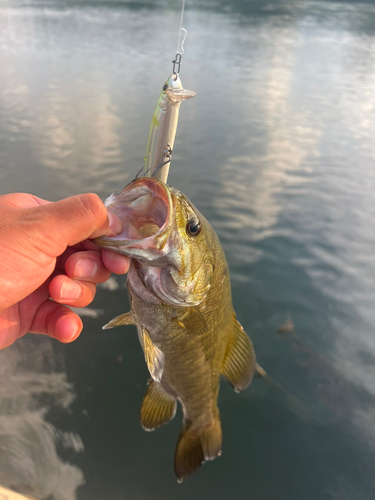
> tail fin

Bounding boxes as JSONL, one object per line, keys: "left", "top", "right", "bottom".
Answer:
{"left": 174, "top": 415, "right": 222, "bottom": 482}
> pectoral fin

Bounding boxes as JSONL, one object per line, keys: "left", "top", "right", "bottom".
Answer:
{"left": 140, "top": 379, "right": 177, "bottom": 431}
{"left": 222, "top": 316, "right": 256, "bottom": 392}
{"left": 102, "top": 312, "right": 136, "bottom": 329}
{"left": 176, "top": 307, "right": 208, "bottom": 337}
{"left": 140, "top": 327, "right": 165, "bottom": 383}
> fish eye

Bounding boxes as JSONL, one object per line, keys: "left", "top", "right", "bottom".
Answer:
{"left": 186, "top": 218, "right": 201, "bottom": 237}
{"left": 162, "top": 82, "right": 168, "bottom": 92}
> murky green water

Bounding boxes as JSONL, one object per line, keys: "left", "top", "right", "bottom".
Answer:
{"left": 0, "top": 0, "right": 375, "bottom": 499}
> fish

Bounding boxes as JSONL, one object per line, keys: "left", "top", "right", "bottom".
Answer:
{"left": 94, "top": 176, "right": 257, "bottom": 481}
{"left": 143, "top": 74, "right": 195, "bottom": 182}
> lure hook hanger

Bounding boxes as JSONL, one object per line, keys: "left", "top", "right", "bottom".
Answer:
{"left": 137, "top": 144, "right": 172, "bottom": 180}
{"left": 151, "top": 145, "right": 173, "bottom": 179}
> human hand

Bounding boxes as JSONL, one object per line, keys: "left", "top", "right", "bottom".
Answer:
{"left": 0, "top": 192, "right": 130, "bottom": 350}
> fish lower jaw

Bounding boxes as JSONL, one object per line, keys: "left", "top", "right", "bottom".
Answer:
{"left": 145, "top": 275, "right": 201, "bottom": 307}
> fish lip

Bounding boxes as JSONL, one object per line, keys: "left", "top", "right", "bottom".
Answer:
{"left": 93, "top": 177, "right": 173, "bottom": 249}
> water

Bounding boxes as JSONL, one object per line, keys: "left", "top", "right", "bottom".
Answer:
{"left": 0, "top": 0, "right": 374, "bottom": 498}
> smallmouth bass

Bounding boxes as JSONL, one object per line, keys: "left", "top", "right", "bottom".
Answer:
{"left": 94, "top": 177, "right": 256, "bottom": 481}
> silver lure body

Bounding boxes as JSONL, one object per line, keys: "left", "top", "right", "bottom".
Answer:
{"left": 144, "top": 74, "right": 195, "bottom": 183}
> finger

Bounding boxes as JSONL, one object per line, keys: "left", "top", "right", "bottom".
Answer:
{"left": 49, "top": 274, "right": 97, "bottom": 308}
{"left": 29, "top": 299, "right": 82, "bottom": 343}
{"left": 29, "top": 193, "right": 123, "bottom": 253}
{"left": 0, "top": 192, "right": 51, "bottom": 209}
{"left": 55, "top": 246, "right": 81, "bottom": 272}
{"left": 55, "top": 240, "right": 100, "bottom": 272}
{"left": 102, "top": 249, "right": 130, "bottom": 275}
{"left": 64, "top": 250, "right": 111, "bottom": 283}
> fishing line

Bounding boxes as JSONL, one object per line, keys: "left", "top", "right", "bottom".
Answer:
{"left": 173, "top": 0, "right": 187, "bottom": 78}
{"left": 177, "top": 0, "right": 186, "bottom": 54}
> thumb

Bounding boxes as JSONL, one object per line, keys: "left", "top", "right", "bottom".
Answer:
{"left": 31, "top": 193, "right": 123, "bottom": 251}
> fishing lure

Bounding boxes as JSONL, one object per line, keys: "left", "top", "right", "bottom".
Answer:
{"left": 142, "top": 0, "right": 195, "bottom": 183}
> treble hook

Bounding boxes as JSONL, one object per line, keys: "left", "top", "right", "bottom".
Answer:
{"left": 151, "top": 145, "right": 173, "bottom": 178}
{"left": 135, "top": 164, "right": 146, "bottom": 179}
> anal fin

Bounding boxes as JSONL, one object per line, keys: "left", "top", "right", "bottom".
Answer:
{"left": 140, "top": 380, "right": 177, "bottom": 431}
{"left": 103, "top": 312, "right": 135, "bottom": 329}
{"left": 222, "top": 315, "right": 256, "bottom": 392}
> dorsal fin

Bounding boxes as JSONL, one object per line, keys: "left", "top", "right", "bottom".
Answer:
{"left": 140, "top": 327, "right": 165, "bottom": 383}
{"left": 222, "top": 315, "right": 256, "bottom": 392}
{"left": 102, "top": 311, "right": 136, "bottom": 329}
{"left": 140, "top": 379, "right": 177, "bottom": 431}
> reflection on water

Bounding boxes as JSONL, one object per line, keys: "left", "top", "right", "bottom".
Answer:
{"left": 1, "top": 1, "right": 375, "bottom": 499}
{"left": 0, "top": 337, "right": 84, "bottom": 500}
{"left": 216, "top": 20, "right": 320, "bottom": 236}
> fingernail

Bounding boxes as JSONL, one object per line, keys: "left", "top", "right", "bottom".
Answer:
{"left": 60, "top": 322, "right": 80, "bottom": 343}
{"left": 68, "top": 323, "right": 80, "bottom": 341}
{"left": 74, "top": 258, "right": 99, "bottom": 278}
{"left": 60, "top": 281, "right": 82, "bottom": 301}
{"left": 106, "top": 212, "right": 123, "bottom": 237}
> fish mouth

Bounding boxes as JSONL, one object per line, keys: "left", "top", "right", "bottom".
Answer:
{"left": 93, "top": 177, "right": 173, "bottom": 250}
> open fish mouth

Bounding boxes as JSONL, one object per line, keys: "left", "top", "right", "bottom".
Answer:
{"left": 94, "top": 177, "right": 173, "bottom": 248}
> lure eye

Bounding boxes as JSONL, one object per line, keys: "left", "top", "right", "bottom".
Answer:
{"left": 162, "top": 83, "right": 168, "bottom": 92}
{"left": 186, "top": 218, "right": 201, "bottom": 237}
